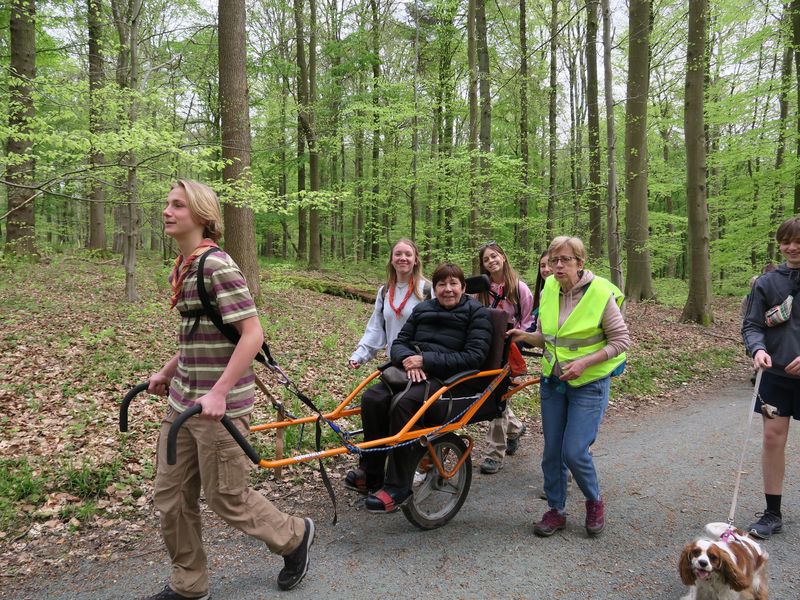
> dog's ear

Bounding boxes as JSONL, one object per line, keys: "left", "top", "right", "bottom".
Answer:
{"left": 678, "top": 544, "right": 696, "bottom": 585}
{"left": 716, "top": 546, "right": 750, "bottom": 591}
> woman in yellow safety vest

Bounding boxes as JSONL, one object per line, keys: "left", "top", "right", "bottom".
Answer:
{"left": 509, "top": 236, "right": 630, "bottom": 538}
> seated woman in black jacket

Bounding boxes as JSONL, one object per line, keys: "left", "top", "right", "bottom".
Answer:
{"left": 345, "top": 262, "right": 493, "bottom": 513}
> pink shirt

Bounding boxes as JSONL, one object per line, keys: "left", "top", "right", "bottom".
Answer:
{"left": 487, "top": 280, "right": 535, "bottom": 330}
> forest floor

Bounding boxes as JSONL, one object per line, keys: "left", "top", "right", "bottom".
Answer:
{"left": 0, "top": 252, "right": 753, "bottom": 594}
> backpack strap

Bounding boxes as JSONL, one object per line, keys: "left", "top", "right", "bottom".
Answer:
{"left": 187, "top": 248, "right": 276, "bottom": 367}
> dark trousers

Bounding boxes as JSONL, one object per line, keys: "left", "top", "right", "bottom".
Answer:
{"left": 359, "top": 381, "right": 443, "bottom": 490}
{"left": 359, "top": 375, "right": 493, "bottom": 490}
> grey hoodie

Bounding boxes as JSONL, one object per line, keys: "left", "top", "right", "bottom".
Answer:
{"left": 742, "top": 263, "right": 800, "bottom": 379}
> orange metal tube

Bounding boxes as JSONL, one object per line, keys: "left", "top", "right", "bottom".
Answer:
{"left": 426, "top": 435, "right": 473, "bottom": 480}
{"left": 250, "top": 369, "right": 379, "bottom": 432}
{"left": 502, "top": 376, "right": 540, "bottom": 400}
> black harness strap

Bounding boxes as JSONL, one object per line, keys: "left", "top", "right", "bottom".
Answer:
{"left": 488, "top": 283, "right": 522, "bottom": 326}
{"left": 181, "top": 248, "right": 339, "bottom": 524}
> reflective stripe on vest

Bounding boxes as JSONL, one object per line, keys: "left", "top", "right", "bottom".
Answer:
{"left": 540, "top": 275, "right": 626, "bottom": 387}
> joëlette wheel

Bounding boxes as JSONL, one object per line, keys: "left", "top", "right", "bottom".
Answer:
{"left": 401, "top": 432, "right": 472, "bottom": 530}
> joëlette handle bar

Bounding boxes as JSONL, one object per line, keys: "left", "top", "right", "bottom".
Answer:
{"left": 167, "top": 405, "right": 260, "bottom": 465}
{"left": 119, "top": 381, "right": 150, "bottom": 432}
{"left": 119, "top": 382, "right": 261, "bottom": 466}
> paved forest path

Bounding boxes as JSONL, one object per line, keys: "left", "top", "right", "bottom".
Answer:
{"left": 4, "top": 380, "right": 799, "bottom": 600}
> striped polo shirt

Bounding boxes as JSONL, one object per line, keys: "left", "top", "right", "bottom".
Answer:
{"left": 168, "top": 250, "right": 259, "bottom": 418}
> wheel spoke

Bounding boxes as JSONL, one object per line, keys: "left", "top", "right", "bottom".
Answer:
{"left": 414, "top": 473, "right": 436, "bottom": 502}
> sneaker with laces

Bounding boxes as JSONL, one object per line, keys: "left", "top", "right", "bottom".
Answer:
{"left": 505, "top": 424, "right": 527, "bottom": 456}
{"left": 480, "top": 458, "right": 503, "bottom": 474}
{"left": 277, "top": 517, "right": 315, "bottom": 591}
{"left": 585, "top": 497, "right": 605, "bottom": 535}
{"left": 533, "top": 508, "right": 566, "bottom": 537}
{"left": 747, "top": 510, "right": 782, "bottom": 540}
{"left": 141, "top": 586, "right": 209, "bottom": 600}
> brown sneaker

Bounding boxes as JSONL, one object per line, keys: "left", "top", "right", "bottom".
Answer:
{"left": 585, "top": 497, "right": 605, "bottom": 535}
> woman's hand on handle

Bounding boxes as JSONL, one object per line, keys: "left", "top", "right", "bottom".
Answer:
{"left": 348, "top": 360, "right": 361, "bottom": 369}
{"left": 507, "top": 328, "right": 539, "bottom": 347}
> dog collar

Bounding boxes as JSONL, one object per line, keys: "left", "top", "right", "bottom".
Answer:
{"left": 720, "top": 528, "right": 737, "bottom": 543}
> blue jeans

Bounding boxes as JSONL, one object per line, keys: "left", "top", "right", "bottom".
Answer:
{"left": 540, "top": 376, "right": 610, "bottom": 511}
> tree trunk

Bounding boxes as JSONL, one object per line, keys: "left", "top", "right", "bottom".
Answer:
{"left": 355, "top": 89, "right": 365, "bottom": 261}
{"left": 601, "top": 0, "right": 622, "bottom": 288}
{"left": 772, "top": 9, "right": 793, "bottom": 259}
{"left": 369, "top": 0, "right": 381, "bottom": 260}
{"left": 624, "top": 0, "right": 655, "bottom": 301}
{"left": 111, "top": 0, "right": 142, "bottom": 300}
{"left": 546, "top": 0, "right": 558, "bottom": 241}
{"left": 681, "top": 0, "right": 713, "bottom": 324}
{"left": 410, "top": 0, "right": 421, "bottom": 243}
{"left": 219, "top": 0, "right": 261, "bottom": 300}
{"left": 294, "top": 0, "right": 308, "bottom": 262}
{"left": 518, "top": 0, "right": 530, "bottom": 269}
{"left": 87, "top": 0, "right": 106, "bottom": 250}
{"left": 5, "top": 0, "right": 37, "bottom": 255}
{"left": 468, "top": 0, "right": 479, "bottom": 272}
{"left": 793, "top": 0, "right": 800, "bottom": 213}
{"left": 307, "top": 0, "right": 320, "bottom": 269}
{"left": 585, "top": 0, "right": 602, "bottom": 257}
{"left": 476, "top": 0, "right": 491, "bottom": 231}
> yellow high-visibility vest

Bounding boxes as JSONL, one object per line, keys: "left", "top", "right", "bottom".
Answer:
{"left": 540, "top": 275, "right": 626, "bottom": 387}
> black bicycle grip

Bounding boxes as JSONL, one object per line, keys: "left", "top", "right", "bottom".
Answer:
{"left": 119, "top": 382, "right": 151, "bottom": 432}
{"left": 166, "top": 405, "right": 261, "bottom": 466}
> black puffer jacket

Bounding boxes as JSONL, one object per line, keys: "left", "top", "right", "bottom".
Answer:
{"left": 390, "top": 295, "right": 492, "bottom": 378}
{"left": 742, "top": 263, "right": 800, "bottom": 378}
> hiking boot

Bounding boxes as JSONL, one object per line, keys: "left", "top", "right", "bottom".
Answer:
{"left": 480, "top": 458, "right": 503, "bottom": 474}
{"left": 141, "top": 586, "right": 209, "bottom": 600}
{"left": 505, "top": 424, "right": 527, "bottom": 456}
{"left": 533, "top": 508, "right": 566, "bottom": 537}
{"left": 277, "top": 518, "right": 315, "bottom": 591}
{"left": 747, "top": 510, "right": 783, "bottom": 540}
{"left": 585, "top": 497, "right": 605, "bottom": 535}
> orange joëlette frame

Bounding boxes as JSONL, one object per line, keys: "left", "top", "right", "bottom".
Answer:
{"left": 248, "top": 364, "right": 539, "bottom": 470}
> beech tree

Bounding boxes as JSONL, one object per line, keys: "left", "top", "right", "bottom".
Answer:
{"left": 87, "top": 0, "right": 106, "bottom": 250}
{"left": 624, "top": 0, "right": 655, "bottom": 302}
{"left": 681, "top": 0, "right": 712, "bottom": 324}
{"left": 5, "top": 0, "right": 37, "bottom": 255}
{"left": 219, "top": 0, "right": 261, "bottom": 299}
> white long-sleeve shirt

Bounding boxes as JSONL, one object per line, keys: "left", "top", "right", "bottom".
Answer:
{"left": 349, "top": 280, "right": 429, "bottom": 365}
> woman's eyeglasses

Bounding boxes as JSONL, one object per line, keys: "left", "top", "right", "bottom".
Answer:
{"left": 478, "top": 240, "right": 498, "bottom": 251}
{"left": 547, "top": 256, "right": 578, "bottom": 266}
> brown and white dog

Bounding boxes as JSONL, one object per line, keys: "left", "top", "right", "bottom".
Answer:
{"left": 678, "top": 523, "right": 768, "bottom": 600}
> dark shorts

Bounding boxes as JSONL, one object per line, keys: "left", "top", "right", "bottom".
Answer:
{"left": 755, "top": 371, "right": 800, "bottom": 420}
